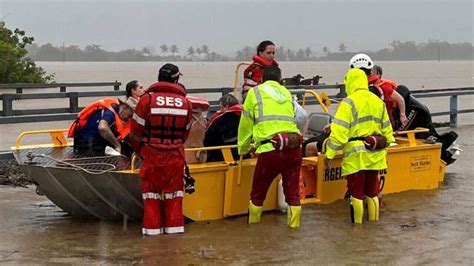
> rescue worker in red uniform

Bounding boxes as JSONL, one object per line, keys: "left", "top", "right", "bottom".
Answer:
{"left": 368, "top": 65, "right": 408, "bottom": 129}
{"left": 129, "top": 63, "right": 193, "bottom": 235}
{"left": 241, "top": 40, "right": 278, "bottom": 101}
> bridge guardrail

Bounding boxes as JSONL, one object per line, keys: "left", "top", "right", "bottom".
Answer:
{"left": 0, "top": 82, "right": 472, "bottom": 127}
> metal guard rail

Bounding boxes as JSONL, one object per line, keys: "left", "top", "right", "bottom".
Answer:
{"left": 1, "top": 83, "right": 473, "bottom": 127}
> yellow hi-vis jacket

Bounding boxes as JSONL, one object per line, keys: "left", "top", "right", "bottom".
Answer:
{"left": 326, "top": 69, "right": 395, "bottom": 176}
{"left": 238, "top": 80, "right": 300, "bottom": 155}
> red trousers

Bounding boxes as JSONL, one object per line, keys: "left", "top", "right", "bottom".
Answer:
{"left": 346, "top": 170, "right": 379, "bottom": 200}
{"left": 140, "top": 146, "right": 185, "bottom": 235}
{"left": 251, "top": 148, "right": 302, "bottom": 206}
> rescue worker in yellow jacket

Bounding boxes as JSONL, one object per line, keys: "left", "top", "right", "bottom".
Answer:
{"left": 238, "top": 65, "right": 303, "bottom": 229}
{"left": 325, "top": 68, "right": 395, "bottom": 224}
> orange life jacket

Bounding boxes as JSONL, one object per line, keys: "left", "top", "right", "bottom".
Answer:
{"left": 67, "top": 98, "right": 129, "bottom": 141}
{"left": 376, "top": 79, "right": 398, "bottom": 90}
{"left": 376, "top": 79, "right": 398, "bottom": 108}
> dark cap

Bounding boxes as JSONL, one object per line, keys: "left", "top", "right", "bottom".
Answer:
{"left": 158, "top": 63, "right": 182, "bottom": 81}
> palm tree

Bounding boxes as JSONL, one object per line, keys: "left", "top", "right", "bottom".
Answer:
{"left": 322, "top": 46, "right": 329, "bottom": 57}
{"left": 187, "top": 46, "right": 195, "bottom": 57}
{"left": 339, "top": 43, "right": 347, "bottom": 53}
{"left": 160, "top": 44, "right": 168, "bottom": 55}
{"left": 304, "top": 47, "right": 312, "bottom": 59}
{"left": 170, "top": 44, "right": 179, "bottom": 55}
{"left": 196, "top": 48, "right": 202, "bottom": 57}
{"left": 201, "top": 45, "right": 210, "bottom": 56}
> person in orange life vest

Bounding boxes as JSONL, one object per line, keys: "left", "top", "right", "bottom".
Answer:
{"left": 204, "top": 94, "right": 243, "bottom": 162}
{"left": 129, "top": 63, "right": 193, "bottom": 235}
{"left": 72, "top": 97, "right": 135, "bottom": 157}
{"left": 241, "top": 40, "right": 278, "bottom": 101}
{"left": 368, "top": 65, "right": 408, "bottom": 130}
{"left": 184, "top": 95, "right": 210, "bottom": 164}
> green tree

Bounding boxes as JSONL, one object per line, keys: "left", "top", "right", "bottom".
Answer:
{"left": 338, "top": 43, "right": 347, "bottom": 53}
{"left": 322, "top": 46, "right": 330, "bottom": 57}
{"left": 0, "top": 22, "right": 53, "bottom": 83}
{"left": 160, "top": 44, "right": 168, "bottom": 55}
{"left": 170, "top": 44, "right": 179, "bottom": 55}
{"left": 187, "top": 46, "right": 195, "bottom": 57}
{"left": 304, "top": 47, "right": 312, "bottom": 59}
{"left": 201, "top": 44, "right": 209, "bottom": 56}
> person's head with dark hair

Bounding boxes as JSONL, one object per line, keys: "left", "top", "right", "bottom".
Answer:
{"left": 257, "top": 40, "right": 276, "bottom": 62}
{"left": 262, "top": 65, "right": 281, "bottom": 83}
{"left": 219, "top": 94, "right": 239, "bottom": 109}
{"left": 158, "top": 63, "right": 182, "bottom": 83}
{"left": 125, "top": 80, "right": 145, "bottom": 99}
{"left": 372, "top": 65, "right": 383, "bottom": 77}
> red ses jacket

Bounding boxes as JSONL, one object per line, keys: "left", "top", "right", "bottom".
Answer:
{"left": 129, "top": 82, "right": 193, "bottom": 155}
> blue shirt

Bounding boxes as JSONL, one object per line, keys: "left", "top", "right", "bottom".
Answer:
{"left": 75, "top": 104, "right": 120, "bottom": 145}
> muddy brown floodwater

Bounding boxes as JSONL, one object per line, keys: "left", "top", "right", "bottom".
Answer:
{"left": 1, "top": 125, "right": 473, "bottom": 264}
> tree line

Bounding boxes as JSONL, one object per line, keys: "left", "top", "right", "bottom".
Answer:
{"left": 27, "top": 41, "right": 473, "bottom": 62}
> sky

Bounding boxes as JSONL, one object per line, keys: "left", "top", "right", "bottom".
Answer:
{"left": 1, "top": 0, "right": 472, "bottom": 55}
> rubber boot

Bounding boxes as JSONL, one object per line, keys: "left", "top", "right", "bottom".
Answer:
{"left": 248, "top": 201, "right": 263, "bottom": 224}
{"left": 366, "top": 196, "right": 379, "bottom": 222}
{"left": 350, "top": 197, "right": 364, "bottom": 224}
{"left": 287, "top": 205, "right": 301, "bottom": 229}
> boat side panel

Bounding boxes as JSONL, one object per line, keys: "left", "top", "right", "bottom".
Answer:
{"left": 46, "top": 168, "right": 123, "bottom": 220}
{"left": 316, "top": 144, "right": 444, "bottom": 204}
{"left": 80, "top": 172, "right": 143, "bottom": 220}
{"left": 20, "top": 165, "right": 98, "bottom": 218}
{"left": 183, "top": 166, "right": 227, "bottom": 221}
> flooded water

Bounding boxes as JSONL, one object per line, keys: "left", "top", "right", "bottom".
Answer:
{"left": 0, "top": 61, "right": 473, "bottom": 264}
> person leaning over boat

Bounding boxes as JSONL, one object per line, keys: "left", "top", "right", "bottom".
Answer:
{"left": 241, "top": 40, "right": 278, "bottom": 101}
{"left": 325, "top": 68, "right": 395, "bottom": 224}
{"left": 238, "top": 65, "right": 303, "bottom": 229}
{"left": 69, "top": 97, "right": 135, "bottom": 156}
{"left": 368, "top": 65, "right": 408, "bottom": 130}
{"left": 204, "top": 94, "right": 243, "bottom": 162}
{"left": 129, "top": 63, "right": 193, "bottom": 235}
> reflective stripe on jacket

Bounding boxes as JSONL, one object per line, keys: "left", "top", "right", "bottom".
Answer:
{"left": 326, "top": 69, "right": 395, "bottom": 176}
{"left": 238, "top": 80, "right": 299, "bottom": 155}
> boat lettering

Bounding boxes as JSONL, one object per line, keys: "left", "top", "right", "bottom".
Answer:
{"left": 324, "top": 167, "right": 344, "bottom": 182}
{"left": 410, "top": 156, "right": 431, "bottom": 172}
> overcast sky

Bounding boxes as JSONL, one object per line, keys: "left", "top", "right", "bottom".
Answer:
{"left": 1, "top": 0, "right": 472, "bottom": 55}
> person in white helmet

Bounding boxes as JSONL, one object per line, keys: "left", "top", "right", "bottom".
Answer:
{"left": 349, "top": 54, "right": 408, "bottom": 130}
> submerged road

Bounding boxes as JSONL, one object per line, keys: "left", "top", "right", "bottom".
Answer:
{"left": 0, "top": 125, "right": 473, "bottom": 264}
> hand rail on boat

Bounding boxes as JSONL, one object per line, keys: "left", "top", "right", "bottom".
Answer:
{"left": 232, "top": 62, "right": 252, "bottom": 97}
{"left": 394, "top": 128, "right": 430, "bottom": 147}
{"left": 15, "top": 128, "right": 69, "bottom": 149}
{"left": 130, "top": 144, "right": 240, "bottom": 172}
{"left": 302, "top": 89, "right": 331, "bottom": 114}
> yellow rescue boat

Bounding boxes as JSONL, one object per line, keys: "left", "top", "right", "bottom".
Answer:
{"left": 11, "top": 98, "right": 446, "bottom": 222}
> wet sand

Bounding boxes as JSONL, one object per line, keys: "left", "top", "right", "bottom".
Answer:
{"left": 1, "top": 125, "right": 473, "bottom": 264}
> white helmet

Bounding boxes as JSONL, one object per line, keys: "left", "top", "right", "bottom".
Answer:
{"left": 349, "top": 53, "right": 374, "bottom": 69}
